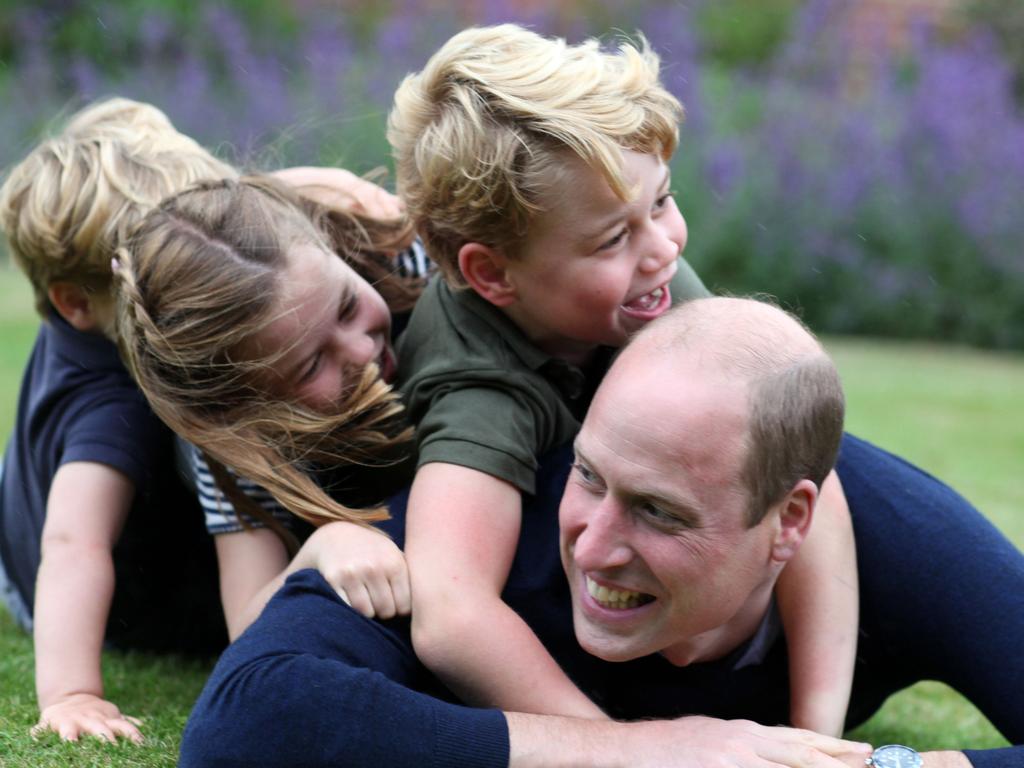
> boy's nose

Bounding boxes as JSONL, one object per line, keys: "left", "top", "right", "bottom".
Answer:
{"left": 640, "top": 227, "right": 679, "bottom": 274}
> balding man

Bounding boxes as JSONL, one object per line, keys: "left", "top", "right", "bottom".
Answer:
{"left": 182, "top": 298, "right": 1023, "bottom": 768}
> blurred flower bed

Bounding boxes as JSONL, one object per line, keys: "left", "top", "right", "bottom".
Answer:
{"left": 1, "top": 0, "right": 1021, "bottom": 348}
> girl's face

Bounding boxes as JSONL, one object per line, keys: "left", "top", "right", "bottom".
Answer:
{"left": 248, "top": 243, "right": 395, "bottom": 410}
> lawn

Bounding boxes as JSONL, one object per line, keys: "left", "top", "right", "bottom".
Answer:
{"left": 0, "top": 263, "right": 1020, "bottom": 764}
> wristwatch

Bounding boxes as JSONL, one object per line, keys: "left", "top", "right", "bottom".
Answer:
{"left": 865, "top": 744, "right": 923, "bottom": 768}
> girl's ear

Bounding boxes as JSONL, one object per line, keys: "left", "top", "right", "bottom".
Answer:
{"left": 769, "top": 478, "right": 818, "bottom": 564}
{"left": 47, "top": 282, "right": 101, "bottom": 332}
{"left": 457, "top": 242, "right": 517, "bottom": 307}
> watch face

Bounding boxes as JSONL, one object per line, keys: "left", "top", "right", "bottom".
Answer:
{"left": 870, "top": 745, "right": 922, "bottom": 768}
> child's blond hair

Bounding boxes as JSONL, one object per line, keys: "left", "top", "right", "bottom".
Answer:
{"left": 116, "top": 177, "right": 416, "bottom": 542}
{"left": 387, "top": 24, "right": 682, "bottom": 286}
{"left": 0, "top": 97, "right": 236, "bottom": 317}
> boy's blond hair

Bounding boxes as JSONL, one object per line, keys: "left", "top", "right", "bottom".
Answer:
{"left": 116, "top": 177, "right": 415, "bottom": 544}
{"left": 387, "top": 24, "right": 682, "bottom": 286}
{"left": 0, "top": 98, "right": 236, "bottom": 317}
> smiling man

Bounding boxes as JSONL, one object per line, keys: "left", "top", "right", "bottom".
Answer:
{"left": 560, "top": 297, "right": 839, "bottom": 669}
{"left": 180, "top": 297, "right": 1024, "bottom": 768}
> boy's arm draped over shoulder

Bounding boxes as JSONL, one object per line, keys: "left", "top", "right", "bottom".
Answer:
{"left": 32, "top": 462, "right": 142, "bottom": 744}
{"left": 406, "top": 462, "right": 603, "bottom": 718}
{"left": 776, "top": 470, "right": 858, "bottom": 736}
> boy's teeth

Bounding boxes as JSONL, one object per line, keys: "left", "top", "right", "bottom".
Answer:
{"left": 586, "top": 576, "right": 650, "bottom": 610}
{"left": 623, "top": 287, "right": 663, "bottom": 311}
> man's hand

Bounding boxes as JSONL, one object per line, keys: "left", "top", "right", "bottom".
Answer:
{"left": 634, "top": 716, "right": 872, "bottom": 768}
{"left": 33, "top": 692, "right": 143, "bottom": 744}
{"left": 508, "top": 713, "right": 873, "bottom": 767}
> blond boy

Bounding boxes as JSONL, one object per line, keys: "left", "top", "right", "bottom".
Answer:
{"left": 0, "top": 99, "right": 239, "bottom": 743}
{"left": 389, "top": 25, "right": 858, "bottom": 735}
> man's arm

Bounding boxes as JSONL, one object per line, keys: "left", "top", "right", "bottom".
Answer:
{"left": 32, "top": 461, "right": 142, "bottom": 743}
{"left": 776, "top": 469, "right": 858, "bottom": 735}
{"left": 406, "top": 462, "right": 604, "bottom": 718}
{"left": 182, "top": 568, "right": 873, "bottom": 768}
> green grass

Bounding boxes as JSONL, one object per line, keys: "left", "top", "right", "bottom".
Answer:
{"left": 0, "top": 262, "right": 1021, "bottom": 763}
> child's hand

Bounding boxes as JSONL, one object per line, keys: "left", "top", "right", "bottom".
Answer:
{"left": 308, "top": 521, "right": 411, "bottom": 620}
{"left": 33, "top": 693, "right": 143, "bottom": 744}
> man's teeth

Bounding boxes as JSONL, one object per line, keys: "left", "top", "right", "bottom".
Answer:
{"left": 624, "top": 287, "right": 663, "bottom": 311}
{"left": 586, "top": 576, "right": 648, "bottom": 610}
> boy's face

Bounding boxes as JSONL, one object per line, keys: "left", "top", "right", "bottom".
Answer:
{"left": 503, "top": 151, "right": 687, "bottom": 363}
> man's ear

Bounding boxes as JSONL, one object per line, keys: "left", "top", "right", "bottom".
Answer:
{"left": 47, "top": 282, "right": 101, "bottom": 332}
{"left": 457, "top": 242, "right": 517, "bottom": 307}
{"left": 769, "top": 478, "right": 818, "bottom": 563}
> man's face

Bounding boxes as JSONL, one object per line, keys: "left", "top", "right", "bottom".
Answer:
{"left": 559, "top": 353, "right": 783, "bottom": 666}
{"left": 501, "top": 150, "right": 687, "bottom": 364}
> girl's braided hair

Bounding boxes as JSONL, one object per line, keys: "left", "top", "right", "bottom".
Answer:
{"left": 115, "top": 176, "right": 419, "bottom": 547}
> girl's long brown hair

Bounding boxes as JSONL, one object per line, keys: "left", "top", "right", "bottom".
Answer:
{"left": 115, "top": 176, "right": 420, "bottom": 548}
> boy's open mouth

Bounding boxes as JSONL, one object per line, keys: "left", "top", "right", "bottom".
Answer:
{"left": 620, "top": 283, "right": 671, "bottom": 319}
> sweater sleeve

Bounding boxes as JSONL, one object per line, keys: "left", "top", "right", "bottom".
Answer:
{"left": 180, "top": 569, "right": 509, "bottom": 768}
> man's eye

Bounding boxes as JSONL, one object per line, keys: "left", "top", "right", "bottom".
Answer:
{"left": 572, "top": 462, "right": 599, "bottom": 485}
{"left": 638, "top": 502, "right": 683, "bottom": 526}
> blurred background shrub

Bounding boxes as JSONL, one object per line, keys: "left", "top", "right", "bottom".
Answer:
{"left": 0, "top": 0, "right": 1021, "bottom": 348}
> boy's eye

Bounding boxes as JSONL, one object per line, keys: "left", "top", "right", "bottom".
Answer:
{"left": 654, "top": 192, "right": 674, "bottom": 210}
{"left": 598, "top": 228, "right": 628, "bottom": 251}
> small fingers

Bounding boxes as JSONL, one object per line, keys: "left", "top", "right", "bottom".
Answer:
{"left": 109, "top": 716, "right": 145, "bottom": 744}
{"left": 389, "top": 565, "right": 412, "bottom": 617}
{"left": 341, "top": 580, "right": 376, "bottom": 619}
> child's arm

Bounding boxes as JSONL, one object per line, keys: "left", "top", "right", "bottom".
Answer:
{"left": 775, "top": 470, "right": 858, "bottom": 736}
{"left": 405, "top": 462, "right": 605, "bottom": 718}
{"left": 270, "top": 166, "right": 405, "bottom": 221}
{"left": 32, "top": 461, "right": 143, "bottom": 744}
{"left": 216, "top": 521, "right": 410, "bottom": 640}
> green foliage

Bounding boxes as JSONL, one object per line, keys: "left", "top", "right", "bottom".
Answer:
{"left": 695, "top": 0, "right": 802, "bottom": 68}
{"left": 966, "top": 0, "right": 1024, "bottom": 102}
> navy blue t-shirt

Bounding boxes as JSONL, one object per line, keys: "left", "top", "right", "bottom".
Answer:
{"left": 0, "top": 313, "right": 224, "bottom": 651}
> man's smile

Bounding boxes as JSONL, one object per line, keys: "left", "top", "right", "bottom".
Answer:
{"left": 585, "top": 575, "right": 655, "bottom": 611}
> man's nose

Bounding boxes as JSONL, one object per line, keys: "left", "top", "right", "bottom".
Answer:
{"left": 570, "top": 499, "right": 633, "bottom": 571}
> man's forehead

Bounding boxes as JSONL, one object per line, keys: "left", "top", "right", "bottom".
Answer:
{"left": 585, "top": 356, "right": 750, "bottom": 483}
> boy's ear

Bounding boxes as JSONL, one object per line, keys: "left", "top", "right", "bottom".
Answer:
{"left": 768, "top": 478, "right": 817, "bottom": 564}
{"left": 457, "top": 242, "right": 517, "bottom": 307}
{"left": 47, "top": 282, "right": 101, "bottom": 332}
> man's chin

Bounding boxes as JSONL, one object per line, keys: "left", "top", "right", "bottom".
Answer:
{"left": 572, "top": 618, "right": 651, "bottom": 663}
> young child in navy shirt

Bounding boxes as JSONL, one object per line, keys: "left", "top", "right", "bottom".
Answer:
{"left": 0, "top": 98, "right": 234, "bottom": 745}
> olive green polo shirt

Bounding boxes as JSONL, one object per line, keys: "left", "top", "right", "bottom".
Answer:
{"left": 396, "top": 257, "right": 709, "bottom": 494}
